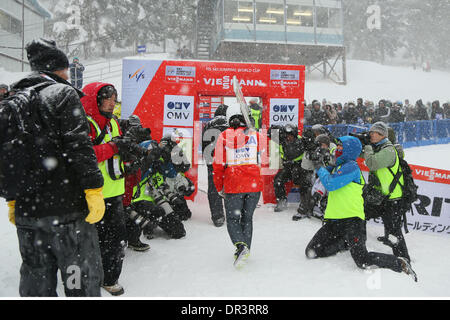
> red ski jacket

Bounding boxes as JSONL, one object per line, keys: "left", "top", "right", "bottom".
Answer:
{"left": 80, "top": 82, "right": 122, "bottom": 162}
{"left": 212, "top": 127, "right": 263, "bottom": 194}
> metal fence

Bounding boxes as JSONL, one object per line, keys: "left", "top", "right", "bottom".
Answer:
{"left": 312, "top": 119, "right": 450, "bottom": 149}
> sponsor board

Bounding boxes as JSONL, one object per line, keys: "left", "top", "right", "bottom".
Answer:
{"left": 163, "top": 95, "right": 195, "bottom": 127}
{"left": 165, "top": 65, "right": 196, "bottom": 84}
{"left": 269, "top": 98, "right": 299, "bottom": 126}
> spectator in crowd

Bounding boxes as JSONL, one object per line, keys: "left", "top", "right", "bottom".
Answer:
{"left": 405, "top": 103, "right": 417, "bottom": 122}
{"left": 303, "top": 101, "right": 312, "bottom": 124}
{"left": 69, "top": 57, "right": 85, "bottom": 89}
{"left": 389, "top": 102, "right": 405, "bottom": 123}
{"left": 344, "top": 102, "right": 358, "bottom": 124}
{"left": 324, "top": 102, "right": 338, "bottom": 125}
{"left": 443, "top": 103, "right": 450, "bottom": 119}
{"left": 431, "top": 100, "right": 444, "bottom": 120}
{"left": 355, "top": 98, "right": 366, "bottom": 121}
{"left": 374, "top": 100, "right": 390, "bottom": 123}
{"left": 308, "top": 100, "right": 327, "bottom": 125}
{"left": 336, "top": 103, "right": 344, "bottom": 124}
{"left": 415, "top": 99, "right": 429, "bottom": 120}
{"left": 364, "top": 106, "right": 376, "bottom": 124}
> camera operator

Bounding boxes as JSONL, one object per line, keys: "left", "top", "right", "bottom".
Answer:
{"left": 293, "top": 134, "right": 337, "bottom": 221}
{"left": 119, "top": 115, "right": 154, "bottom": 252}
{"left": 128, "top": 146, "right": 187, "bottom": 241}
{"left": 356, "top": 121, "right": 411, "bottom": 262}
{"left": 158, "top": 130, "right": 193, "bottom": 221}
{"left": 271, "top": 124, "right": 309, "bottom": 213}
{"left": 82, "top": 82, "right": 141, "bottom": 296}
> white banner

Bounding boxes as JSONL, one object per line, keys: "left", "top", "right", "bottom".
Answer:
{"left": 269, "top": 98, "right": 299, "bottom": 126}
{"left": 121, "top": 59, "right": 163, "bottom": 119}
{"left": 163, "top": 95, "right": 195, "bottom": 127}
{"left": 368, "top": 176, "right": 450, "bottom": 236}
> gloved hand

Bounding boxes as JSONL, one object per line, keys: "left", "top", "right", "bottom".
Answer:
{"left": 84, "top": 188, "right": 106, "bottom": 224}
{"left": 311, "top": 152, "right": 325, "bottom": 170}
{"left": 7, "top": 200, "right": 15, "bottom": 225}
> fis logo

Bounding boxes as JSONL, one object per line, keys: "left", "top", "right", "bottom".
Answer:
{"left": 129, "top": 67, "right": 145, "bottom": 82}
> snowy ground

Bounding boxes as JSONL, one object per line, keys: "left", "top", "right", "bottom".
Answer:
{"left": 0, "top": 143, "right": 449, "bottom": 298}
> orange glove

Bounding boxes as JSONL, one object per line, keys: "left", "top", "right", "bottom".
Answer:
{"left": 7, "top": 200, "right": 16, "bottom": 225}
{"left": 84, "top": 188, "right": 105, "bottom": 224}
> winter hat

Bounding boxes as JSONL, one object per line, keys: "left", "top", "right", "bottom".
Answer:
{"left": 315, "top": 133, "right": 330, "bottom": 147}
{"left": 214, "top": 104, "right": 228, "bottom": 117}
{"left": 0, "top": 84, "right": 8, "bottom": 90}
{"left": 369, "top": 121, "right": 389, "bottom": 137}
{"left": 97, "top": 85, "right": 117, "bottom": 107}
{"left": 26, "top": 38, "right": 69, "bottom": 72}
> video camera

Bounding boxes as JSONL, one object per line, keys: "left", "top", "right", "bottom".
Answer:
{"left": 309, "top": 146, "right": 332, "bottom": 167}
{"left": 349, "top": 131, "right": 370, "bottom": 146}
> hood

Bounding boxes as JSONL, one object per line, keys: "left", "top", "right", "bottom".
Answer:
{"left": 80, "top": 82, "right": 114, "bottom": 129}
{"left": 336, "top": 136, "right": 362, "bottom": 166}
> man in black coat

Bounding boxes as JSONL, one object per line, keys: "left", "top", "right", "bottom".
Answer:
{"left": 7, "top": 39, "right": 105, "bottom": 297}
{"left": 69, "top": 57, "right": 85, "bottom": 89}
{"left": 202, "top": 105, "right": 229, "bottom": 226}
{"left": 308, "top": 101, "right": 327, "bottom": 125}
{"left": 415, "top": 99, "right": 429, "bottom": 120}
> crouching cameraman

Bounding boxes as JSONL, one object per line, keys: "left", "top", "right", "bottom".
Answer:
{"left": 293, "top": 134, "right": 337, "bottom": 220}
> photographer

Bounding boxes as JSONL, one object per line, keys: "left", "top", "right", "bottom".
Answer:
{"left": 128, "top": 143, "right": 187, "bottom": 240}
{"left": 357, "top": 122, "right": 411, "bottom": 263}
{"left": 120, "top": 115, "right": 154, "bottom": 252}
{"left": 305, "top": 136, "right": 417, "bottom": 282}
{"left": 293, "top": 134, "right": 336, "bottom": 221}
{"left": 81, "top": 82, "right": 142, "bottom": 296}
{"left": 271, "top": 124, "right": 308, "bottom": 213}
{"left": 158, "top": 130, "right": 193, "bottom": 221}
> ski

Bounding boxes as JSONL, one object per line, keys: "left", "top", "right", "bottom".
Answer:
{"left": 232, "top": 75, "right": 255, "bottom": 130}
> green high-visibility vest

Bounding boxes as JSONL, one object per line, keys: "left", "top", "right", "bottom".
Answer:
{"left": 250, "top": 108, "right": 262, "bottom": 129}
{"left": 279, "top": 135, "right": 304, "bottom": 162}
{"left": 132, "top": 172, "right": 165, "bottom": 203}
{"left": 87, "top": 116, "right": 125, "bottom": 199}
{"left": 374, "top": 148, "right": 403, "bottom": 200}
{"left": 324, "top": 165, "right": 365, "bottom": 220}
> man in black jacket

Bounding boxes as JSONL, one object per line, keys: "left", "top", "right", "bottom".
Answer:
{"left": 202, "top": 105, "right": 229, "bottom": 226}
{"left": 7, "top": 39, "right": 105, "bottom": 297}
{"left": 272, "top": 124, "right": 307, "bottom": 212}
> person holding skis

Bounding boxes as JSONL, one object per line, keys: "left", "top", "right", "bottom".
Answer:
{"left": 212, "top": 103, "right": 263, "bottom": 268}
{"left": 305, "top": 135, "right": 417, "bottom": 281}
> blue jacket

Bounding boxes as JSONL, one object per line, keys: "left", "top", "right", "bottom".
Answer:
{"left": 316, "top": 136, "right": 363, "bottom": 191}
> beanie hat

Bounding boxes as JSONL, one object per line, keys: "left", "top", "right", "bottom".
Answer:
{"left": 315, "top": 133, "right": 330, "bottom": 147}
{"left": 97, "top": 85, "right": 117, "bottom": 106}
{"left": 26, "top": 38, "right": 69, "bottom": 72}
{"left": 369, "top": 121, "right": 389, "bottom": 137}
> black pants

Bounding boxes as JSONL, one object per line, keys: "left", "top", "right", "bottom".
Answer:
{"left": 96, "top": 196, "right": 127, "bottom": 287}
{"left": 274, "top": 164, "right": 313, "bottom": 202}
{"left": 16, "top": 214, "right": 103, "bottom": 297}
{"left": 365, "top": 200, "right": 410, "bottom": 261}
{"left": 306, "top": 218, "right": 402, "bottom": 273}
{"left": 207, "top": 165, "right": 225, "bottom": 220}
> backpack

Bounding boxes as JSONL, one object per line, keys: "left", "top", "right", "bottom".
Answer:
{"left": 0, "top": 82, "right": 58, "bottom": 200}
{"left": 387, "top": 156, "right": 419, "bottom": 233}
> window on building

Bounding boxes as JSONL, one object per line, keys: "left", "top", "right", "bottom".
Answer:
{"left": 224, "top": 0, "right": 254, "bottom": 24}
{"left": 286, "top": 4, "right": 313, "bottom": 27}
{"left": 328, "top": 8, "right": 341, "bottom": 28}
{"left": 255, "top": 1, "right": 284, "bottom": 26}
{"left": 0, "top": 10, "right": 23, "bottom": 35}
{"left": 316, "top": 7, "right": 328, "bottom": 28}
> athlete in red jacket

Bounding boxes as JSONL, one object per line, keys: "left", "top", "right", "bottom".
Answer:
{"left": 212, "top": 103, "right": 263, "bottom": 268}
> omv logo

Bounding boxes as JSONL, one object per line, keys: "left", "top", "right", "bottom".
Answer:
{"left": 129, "top": 67, "right": 145, "bottom": 82}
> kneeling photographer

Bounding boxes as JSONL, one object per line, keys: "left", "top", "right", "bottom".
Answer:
{"left": 352, "top": 122, "right": 411, "bottom": 262}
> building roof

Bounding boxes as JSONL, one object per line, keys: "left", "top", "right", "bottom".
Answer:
{"left": 26, "top": 0, "right": 52, "bottom": 19}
